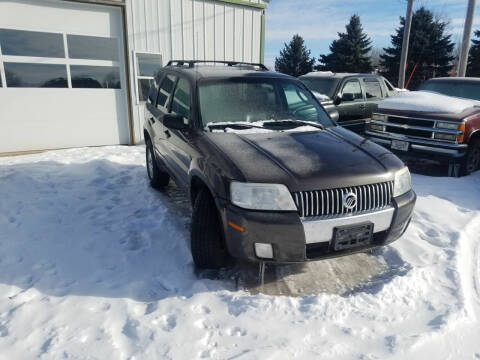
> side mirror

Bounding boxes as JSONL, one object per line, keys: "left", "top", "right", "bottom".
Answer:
{"left": 341, "top": 93, "right": 355, "bottom": 102}
{"left": 163, "top": 114, "right": 189, "bottom": 131}
{"left": 328, "top": 109, "right": 339, "bottom": 122}
{"left": 334, "top": 96, "right": 342, "bottom": 106}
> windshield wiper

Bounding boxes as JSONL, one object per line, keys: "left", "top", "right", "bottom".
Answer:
{"left": 206, "top": 122, "right": 266, "bottom": 132}
{"left": 261, "top": 119, "right": 325, "bottom": 130}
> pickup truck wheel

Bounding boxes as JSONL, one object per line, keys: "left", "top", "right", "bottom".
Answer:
{"left": 146, "top": 140, "right": 170, "bottom": 189}
{"left": 191, "top": 188, "right": 229, "bottom": 269}
{"left": 460, "top": 139, "right": 480, "bottom": 176}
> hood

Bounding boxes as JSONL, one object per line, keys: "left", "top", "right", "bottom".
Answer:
{"left": 204, "top": 126, "right": 403, "bottom": 191}
{"left": 379, "top": 90, "right": 480, "bottom": 114}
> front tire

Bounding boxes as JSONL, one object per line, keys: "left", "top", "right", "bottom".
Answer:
{"left": 459, "top": 138, "right": 480, "bottom": 176}
{"left": 191, "top": 188, "right": 229, "bottom": 269}
{"left": 146, "top": 140, "right": 170, "bottom": 189}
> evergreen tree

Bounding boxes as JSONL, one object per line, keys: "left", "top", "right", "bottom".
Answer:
{"left": 274, "top": 34, "right": 315, "bottom": 76}
{"left": 467, "top": 30, "right": 480, "bottom": 77}
{"left": 380, "top": 7, "right": 455, "bottom": 89}
{"left": 317, "top": 15, "right": 373, "bottom": 73}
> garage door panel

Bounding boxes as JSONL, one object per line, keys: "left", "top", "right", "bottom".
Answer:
{"left": 0, "top": 0, "right": 123, "bottom": 38}
{"left": 0, "top": 0, "right": 130, "bottom": 153}
{"left": 0, "top": 89, "right": 129, "bottom": 152}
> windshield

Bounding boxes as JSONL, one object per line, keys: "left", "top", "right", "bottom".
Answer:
{"left": 198, "top": 78, "right": 334, "bottom": 127}
{"left": 300, "top": 77, "right": 340, "bottom": 98}
{"left": 418, "top": 81, "right": 480, "bottom": 101}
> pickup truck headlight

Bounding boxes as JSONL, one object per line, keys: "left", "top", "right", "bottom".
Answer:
{"left": 230, "top": 182, "right": 297, "bottom": 211}
{"left": 436, "top": 122, "right": 459, "bottom": 130}
{"left": 372, "top": 113, "right": 387, "bottom": 122}
{"left": 393, "top": 167, "right": 412, "bottom": 197}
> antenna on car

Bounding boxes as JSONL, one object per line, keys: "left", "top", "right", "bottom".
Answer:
{"left": 166, "top": 60, "right": 269, "bottom": 71}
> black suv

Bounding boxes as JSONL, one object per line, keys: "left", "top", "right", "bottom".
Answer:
{"left": 144, "top": 60, "right": 416, "bottom": 269}
{"left": 299, "top": 72, "right": 398, "bottom": 134}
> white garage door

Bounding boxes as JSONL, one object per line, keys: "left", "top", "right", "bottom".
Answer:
{"left": 0, "top": 0, "right": 130, "bottom": 153}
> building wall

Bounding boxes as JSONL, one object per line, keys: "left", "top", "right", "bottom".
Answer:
{"left": 125, "top": 0, "right": 267, "bottom": 143}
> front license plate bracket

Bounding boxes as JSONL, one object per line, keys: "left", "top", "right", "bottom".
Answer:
{"left": 333, "top": 223, "right": 374, "bottom": 251}
{"left": 391, "top": 139, "right": 409, "bottom": 151}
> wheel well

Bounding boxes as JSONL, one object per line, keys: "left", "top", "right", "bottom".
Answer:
{"left": 468, "top": 130, "right": 480, "bottom": 144}
{"left": 190, "top": 176, "right": 211, "bottom": 205}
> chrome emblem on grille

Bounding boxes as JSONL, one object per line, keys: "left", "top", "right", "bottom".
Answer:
{"left": 343, "top": 192, "right": 357, "bottom": 210}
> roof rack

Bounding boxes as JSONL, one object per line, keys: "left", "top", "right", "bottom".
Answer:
{"left": 166, "top": 60, "right": 269, "bottom": 71}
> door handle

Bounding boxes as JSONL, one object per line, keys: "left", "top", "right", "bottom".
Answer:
{"left": 149, "top": 117, "right": 155, "bottom": 125}
{"left": 164, "top": 129, "right": 171, "bottom": 138}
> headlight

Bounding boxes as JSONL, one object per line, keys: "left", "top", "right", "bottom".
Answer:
{"left": 393, "top": 167, "right": 412, "bottom": 197}
{"left": 436, "top": 122, "right": 459, "bottom": 130}
{"left": 230, "top": 182, "right": 297, "bottom": 211}
{"left": 372, "top": 114, "right": 387, "bottom": 121}
{"left": 434, "top": 133, "right": 457, "bottom": 141}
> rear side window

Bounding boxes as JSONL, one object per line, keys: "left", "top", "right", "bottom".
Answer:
{"left": 171, "top": 77, "right": 191, "bottom": 120}
{"left": 363, "top": 79, "right": 383, "bottom": 99}
{"left": 341, "top": 80, "right": 363, "bottom": 101}
{"left": 147, "top": 83, "right": 159, "bottom": 104}
{"left": 156, "top": 74, "right": 177, "bottom": 110}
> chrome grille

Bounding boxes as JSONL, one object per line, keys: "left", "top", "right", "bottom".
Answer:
{"left": 370, "top": 114, "right": 463, "bottom": 143}
{"left": 292, "top": 181, "right": 394, "bottom": 218}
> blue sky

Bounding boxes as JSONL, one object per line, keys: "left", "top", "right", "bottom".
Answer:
{"left": 264, "top": 0, "right": 480, "bottom": 68}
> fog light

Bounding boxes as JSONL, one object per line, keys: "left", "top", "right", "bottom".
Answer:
{"left": 370, "top": 124, "right": 385, "bottom": 132}
{"left": 434, "top": 133, "right": 457, "bottom": 141}
{"left": 254, "top": 243, "right": 273, "bottom": 259}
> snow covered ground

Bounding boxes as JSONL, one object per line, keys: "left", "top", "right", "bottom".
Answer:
{"left": 0, "top": 146, "right": 479, "bottom": 359}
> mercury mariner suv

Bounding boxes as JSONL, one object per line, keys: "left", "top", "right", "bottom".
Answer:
{"left": 144, "top": 60, "right": 416, "bottom": 269}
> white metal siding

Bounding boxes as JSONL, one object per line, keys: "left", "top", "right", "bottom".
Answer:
{"left": 126, "top": 0, "right": 266, "bottom": 143}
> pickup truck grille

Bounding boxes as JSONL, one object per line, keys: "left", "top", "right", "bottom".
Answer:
{"left": 292, "top": 181, "right": 394, "bottom": 218}
{"left": 384, "top": 116, "right": 435, "bottom": 140}
{"left": 388, "top": 116, "right": 435, "bottom": 128}
{"left": 371, "top": 114, "right": 463, "bottom": 143}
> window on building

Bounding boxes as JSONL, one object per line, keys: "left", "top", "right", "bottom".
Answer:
{"left": 364, "top": 79, "right": 383, "bottom": 99}
{"left": 156, "top": 74, "right": 176, "bottom": 110}
{"left": 171, "top": 78, "right": 191, "bottom": 120}
{"left": 4, "top": 62, "right": 68, "bottom": 88}
{"left": 341, "top": 80, "right": 363, "bottom": 101}
{"left": 70, "top": 65, "right": 121, "bottom": 89}
{"left": 0, "top": 28, "right": 65, "bottom": 58}
{"left": 134, "top": 52, "right": 162, "bottom": 102}
{"left": 67, "top": 35, "right": 119, "bottom": 61}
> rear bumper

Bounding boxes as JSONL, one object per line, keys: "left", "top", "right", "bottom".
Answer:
{"left": 366, "top": 131, "right": 468, "bottom": 160}
{"left": 216, "top": 189, "right": 416, "bottom": 263}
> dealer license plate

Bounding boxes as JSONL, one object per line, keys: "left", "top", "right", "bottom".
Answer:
{"left": 333, "top": 223, "right": 373, "bottom": 251}
{"left": 391, "top": 139, "right": 409, "bottom": 152}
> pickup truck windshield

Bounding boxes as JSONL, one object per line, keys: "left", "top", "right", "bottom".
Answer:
{"left": 198, "top": 78, "right": 334, "bottom": 127}
{"left": 418, "top": 81, "right": 480, "bottom": 101}
{"left": 299, "top": 77, "right": 340, "bottom": 98}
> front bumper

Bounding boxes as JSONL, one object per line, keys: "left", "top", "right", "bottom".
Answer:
{"left": 366, "top": 131, "right": 468, "bottom": 161}
{"left": 217, "top": 189, "right": 416, "bottom": 263}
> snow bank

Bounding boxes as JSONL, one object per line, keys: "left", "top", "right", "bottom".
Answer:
{"left": 312, "top": 91, "right": 332, "bottom": 102}
{"left": 379, "top": 90, "right": 480, "bottom": 113}
{"left": 206, "top": 121, "right": 320, "bottom": 134}
{"left": 0, "top": 146, "right": 479, "bottom": 359}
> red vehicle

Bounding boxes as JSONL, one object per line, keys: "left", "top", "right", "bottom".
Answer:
{"left": 367, "top": 77, "right": 480, "bottom": 177}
